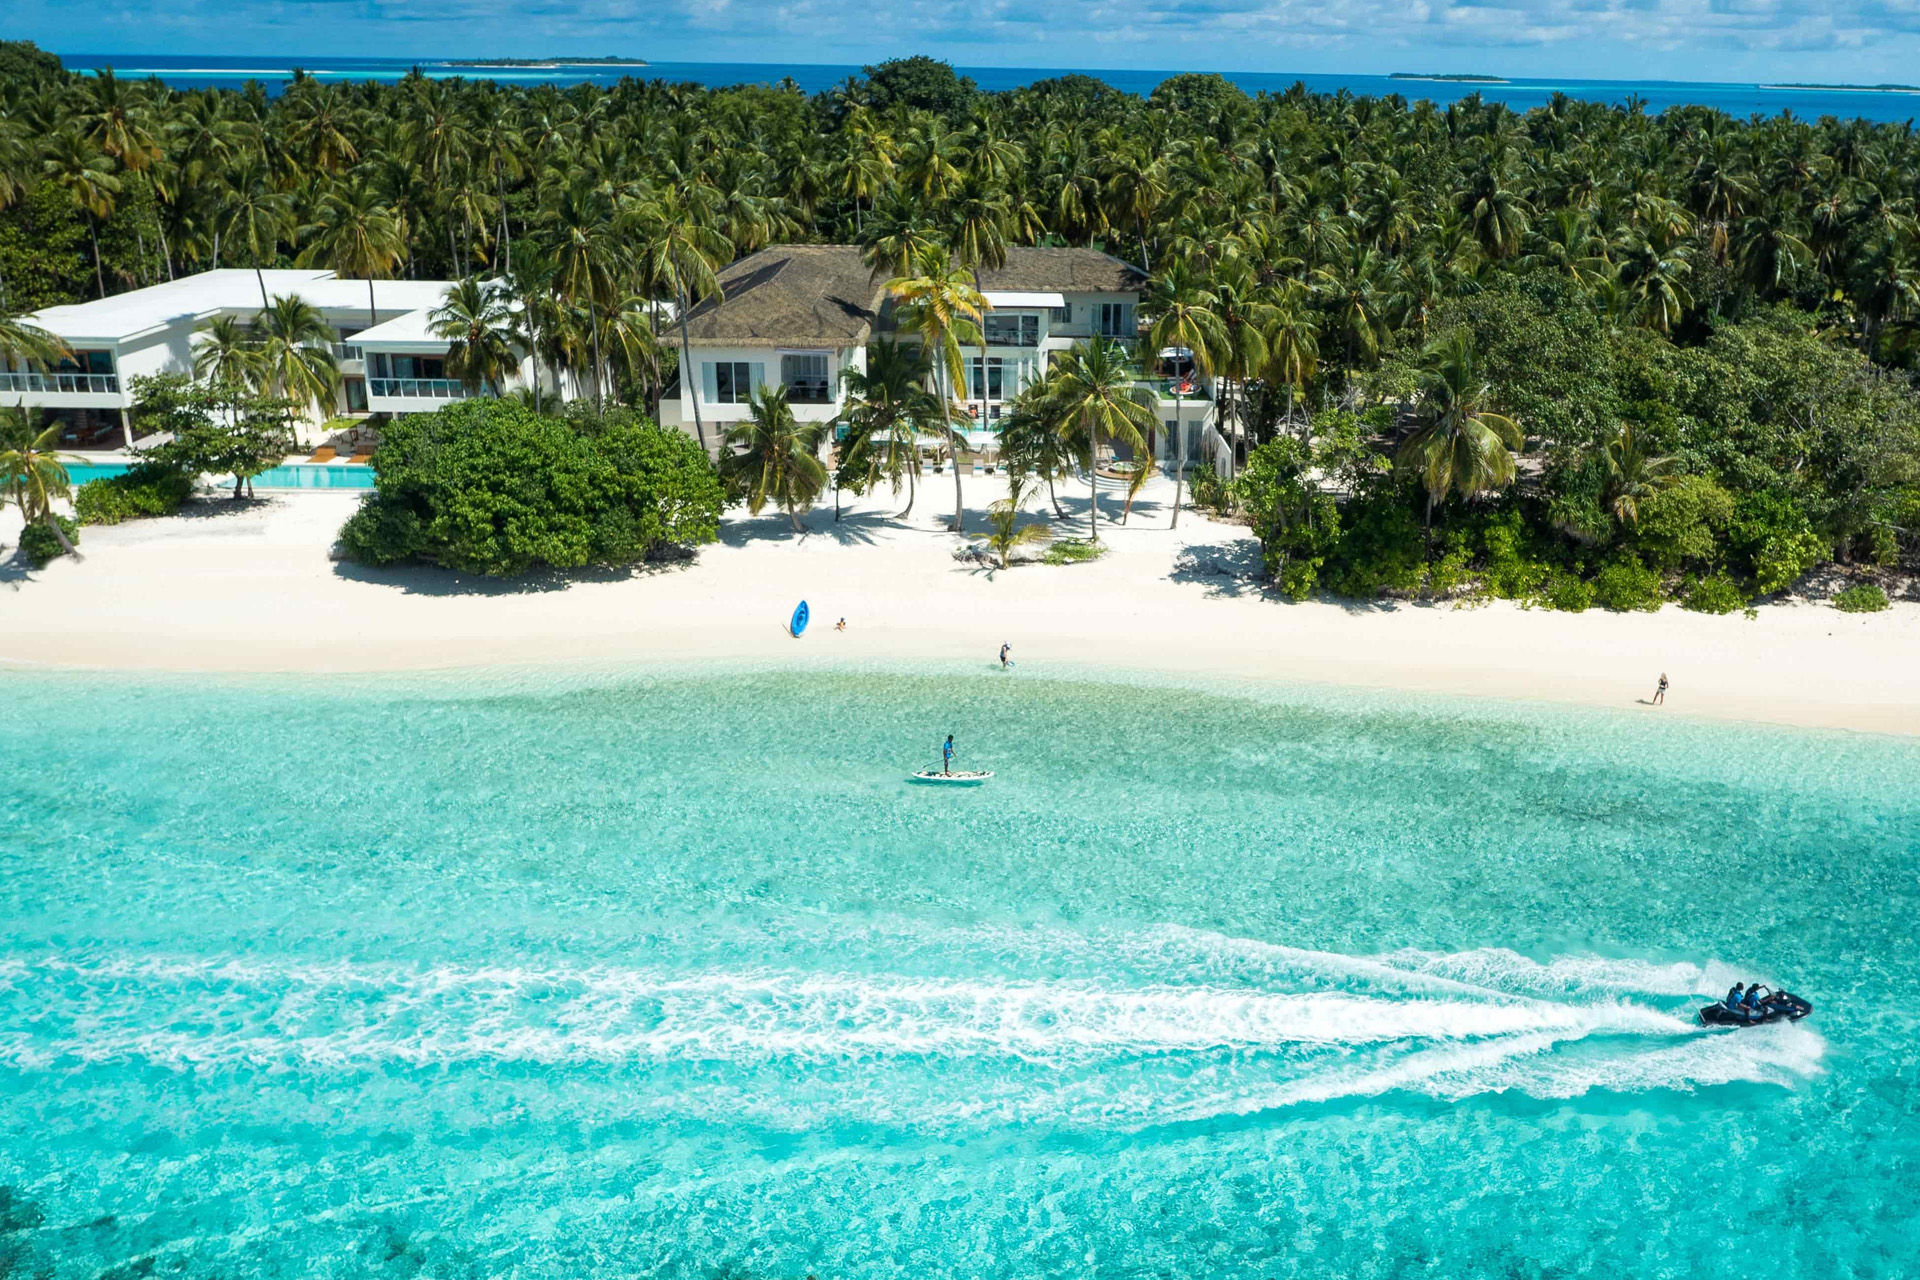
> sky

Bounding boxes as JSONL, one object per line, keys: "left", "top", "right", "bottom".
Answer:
{"left": 17, "top": 0, "right": 1920, "bottom": 84}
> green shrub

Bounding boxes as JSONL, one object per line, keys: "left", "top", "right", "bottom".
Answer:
{"left": 340, "top": 400, "right": 724, "bottom": 575}
{"left": 1185, "top": 466, "right": 1230, "bottom": 514}
{"left": 1043, "top": 538, "right": 1106, "bottom": 566}
{"left": 75, "top": 464, "right": 193, "bottom": 525}
{"left": 1832, "top": 583, "right": 1891, "bottom": 613}
{"left": 338, "top": 496, "right": 427, "bottom": 566}
{"left": 1590, "top": 554, "right": 1665, "bottom": 612}
{"left": 1536, "top": 570, "right": 1594, "bottom": 612}
{"left": 18, "top": 516, "right": 78, "bottom": 568}
{"left": 1681, "top": 574, "right": 1747, "bottom": 614}
{"left": 1422, "top": 546, "right": 1478, "bottom": 602}
{"left": 1320, "top": 488, "right": 1426, "bottom": 598}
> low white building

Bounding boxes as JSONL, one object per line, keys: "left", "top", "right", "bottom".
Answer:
{"left": 8, "top": 269, "right": 530, "bottom": 448}
{"left": 662, "top": 245, "right": 1216, "bottom": 466}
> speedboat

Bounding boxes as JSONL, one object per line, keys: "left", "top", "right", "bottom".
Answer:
{"left": 1699, "top": 987, "right": 1812, "bottom": 1027}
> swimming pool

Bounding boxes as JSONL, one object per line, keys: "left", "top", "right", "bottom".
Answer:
{"left": 62, "top": 459, "right": 377, "bottom": 490}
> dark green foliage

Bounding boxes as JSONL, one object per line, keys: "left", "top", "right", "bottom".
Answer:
{"left": 1239, "top": 437, "right": 1340, "bottom": 599}
{"left": 1681, "top": 573, "right": 1748, "bottom": 614}
{"left": 1317, "top": 485, "right": 1427, "bottom": 598}
{"left": 340, "top": 399, "right": 722, "bottom": 576}
{"left": 0, "top": 182, "right": 91, "bottom": 312}
{"left": 18, "top": 515, "right": 78, "bottom": 568}
{"left": 1832, "top": 583, "right": 1891, "bottom": 613}
{"left": 1590, "top": 554, "right": 1665, "bottom": 611}
{"left": 75, "top": 463, "right": 193, "bottom": 525}
{"left": 856, "top": 58, "right": 977, "bottom": 116}
{"left": 0, "top": 41, "right": 61, "bottom": 82}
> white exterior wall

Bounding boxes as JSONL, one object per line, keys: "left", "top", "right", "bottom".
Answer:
{"left": 676, "top": 344, "right": 864, "bottom": 443}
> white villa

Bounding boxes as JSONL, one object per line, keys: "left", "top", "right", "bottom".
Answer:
{"left": 9, "top": 269, "right": 524, "bottom": 449}
{"left": 10, "top": 248, "right": 1215, "bottom": 466}
{"left": 662, "top": 245, "right": 1217, "bottom": 466}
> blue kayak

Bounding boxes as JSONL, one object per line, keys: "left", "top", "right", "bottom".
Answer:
{"left": 791, "top": 600, "right": 809, "bottom": 637}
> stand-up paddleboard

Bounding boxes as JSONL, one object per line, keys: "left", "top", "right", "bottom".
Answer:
{"left": 909, "top": 768, "right": 993, "bottom": 785}
{"left": 790, "top": 600, "right": 809, "bottom": 637}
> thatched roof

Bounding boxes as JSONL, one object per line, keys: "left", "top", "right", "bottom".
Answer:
{"left": 679, "top": 246, "right": 884, "bottom": 347}
{"left": 977, "top": 248, "right": 1146, "bottom": 293}
{"left": 679, "top": 245, "right": 1147, "bottom": 347}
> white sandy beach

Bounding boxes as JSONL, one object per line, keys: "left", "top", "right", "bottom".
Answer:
{"left": 3, "top": 473, "right": 1917, "bottom": 736}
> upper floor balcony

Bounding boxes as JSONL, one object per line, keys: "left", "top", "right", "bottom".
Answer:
{"left": 367, "top": 377, "right": 480, "bottom": 402}
{"left": 1, "top": 371, "right": 121, "bottom": 396}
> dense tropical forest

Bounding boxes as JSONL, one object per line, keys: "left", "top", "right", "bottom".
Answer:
{"left": 2, "top": 41, "right": 1917, "bottom": 603}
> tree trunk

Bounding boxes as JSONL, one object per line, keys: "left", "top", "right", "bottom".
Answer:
{"left": 901, "top": 453, "right": 916, "bottom": 518}
{"left": 88, "top": 215, "right": 106, "bottom": 298}
{"left": 1137, "top": 212, "right": 1151, "bottom": 275}
{"left": 496, "top": 169, "right": 511, "bottom": 274}
{"left": 941, "top": 360, "right": 964, "bottom": 533}
{"left": 1169, "top": 387, "right": 1186, "bottom": 529}
{"left": 255, "top": 262, "right": 269, "bottom": 310}
{"left": 367, "top": 278, "right": 378, "bottom": 331}
{"left": 43, "top": 511, "right": 82, "bottom": 561}
{"left": 1088, "top": 425, "right": 1100, "bottom": 543}
{"left": 588, "top": 296, "right": 604, "bottom": 413}
{"left": 678, "top": 287, "right": 706, "bottom": 452}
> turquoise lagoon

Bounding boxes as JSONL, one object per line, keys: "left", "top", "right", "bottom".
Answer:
{"left": 1, "top": 666, "right": 1916, "bottom": 1278}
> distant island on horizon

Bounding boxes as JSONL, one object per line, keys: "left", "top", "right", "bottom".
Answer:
{"left": 1758, "top": 82, "right": 1920, "bottom": 93}
{"left": 1390, "top": 73, "right": 1508, "bottom": 84}
{"left": 438, "top": 56, "right": 649, "bottom": 68}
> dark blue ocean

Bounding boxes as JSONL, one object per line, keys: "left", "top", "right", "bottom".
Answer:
{"left": 56, "top": 53, "right": 1920, "bottom": 123}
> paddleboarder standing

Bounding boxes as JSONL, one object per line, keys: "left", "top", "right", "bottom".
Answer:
{"left": 943, "top": 735, "right": 954, "bottom": 775}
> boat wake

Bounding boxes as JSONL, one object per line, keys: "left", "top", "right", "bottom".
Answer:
{"left": 0, "top": 928, "right": 1825, "bottom": 1128}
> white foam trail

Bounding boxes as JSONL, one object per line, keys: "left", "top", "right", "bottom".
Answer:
{"left": 0, "top": 943, "right": 1823, "bottom": 1125}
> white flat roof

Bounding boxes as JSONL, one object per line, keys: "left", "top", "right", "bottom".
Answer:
{"left": 352, "top": 306, "right": 446, "bottom": 348}
{"left": 29, "top": 269, "right": 456, "bottom": 344}
{"left": 983, "top": 290, "right": 1067, "bottom": 309}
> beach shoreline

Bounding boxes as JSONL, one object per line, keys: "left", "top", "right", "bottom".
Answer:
{"left": 4, "top": 478, "right": 1916, "bottom": 737}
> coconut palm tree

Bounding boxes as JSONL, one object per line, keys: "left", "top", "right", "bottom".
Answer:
{"left": 253, "top": 294, "right": 340, "bottom": 426}
{"left": 41, "top": 127, "right": 122, "bottom": 299}
{"left": 835, "top": 338, "right": 941, "bottom": 517}
{"left": 723, "top": 384, "right": 829, "bottom": 532}
{"left": 999, "top": 370, "right": 1081, "bottom": 519}
{"left": 1395, "top": 332, "right": 1524, "bottom": 524}
{"left": 887, "top": 246, "right": 987, "bottom": 533}
{"left": 218, "top": 159, "right": 293, "bottom": 310}
{"left": 969, "top": 474, "right": 1052, "bottom": 568}
{"left": 541, "top": 179, "right": 624, "bottom": 413}
{"left": 0, "top": 313, "right": 70, "bottom": 378}
{"left": 635, "top": 184, "right": 730, "bottom": 447}
{"left": 430, "top": 277, "right": 519, "bottom": 395}
{"left": 0, "top": 411, "right": 83, "bottom": 559}
{"left": 1046, "top": 340, "right": 1158, "bottom": 543}
{"left": 1604, "top": 424, "right": 1679, "bottom": 527}
{"left": 297, "top": 176, "right": 406, "bottom": 330}
{"left": 192, "top": 314, "right": 261, "bottom": 413}
{"left": 1140, "top": 260, "right": 1226, "bottom": 527}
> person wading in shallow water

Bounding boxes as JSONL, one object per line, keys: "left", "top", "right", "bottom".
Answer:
{"left": 1653, "top": 672, "right": 1669, "bottom": 705}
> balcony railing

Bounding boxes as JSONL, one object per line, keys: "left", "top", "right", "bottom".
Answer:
{"left": 0, "top": 371, "right": 120, "bottom": 395}
{"left": 333, "top": 343, "right": 364, "bottom": 361}
{"left": 368, "top": 378, "right": 476, "bottom": 400}
{"left": 784, "top": 380, "right": 833, "bottom": 405}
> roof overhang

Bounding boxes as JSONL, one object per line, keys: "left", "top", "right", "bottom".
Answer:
{"left": 983, "top": 290, "right": 1066, "bottom": 309}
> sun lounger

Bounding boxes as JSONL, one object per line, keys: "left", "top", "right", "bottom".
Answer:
{"left": 347, "top": 452, "right": 375, "bottom": 465}
{"left": 307, "top": 447, "right": 337, "bottom": 463}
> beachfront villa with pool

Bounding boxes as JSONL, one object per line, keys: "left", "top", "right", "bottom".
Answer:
{"left": 10, "top": 249, "right": 1218, "bottom": 470}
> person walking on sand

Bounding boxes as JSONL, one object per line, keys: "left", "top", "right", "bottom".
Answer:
{"left": 942, "top": 734, "right": 955, "bottom": 775}
{"left": 836, "top": 617, "right": 846, "bottom": 632}
{"left": 999, "top": 643, "right": 1012, "bottom": 669}
{"left": 1653, "top": 672, "right": 1669, "bottom": 705}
